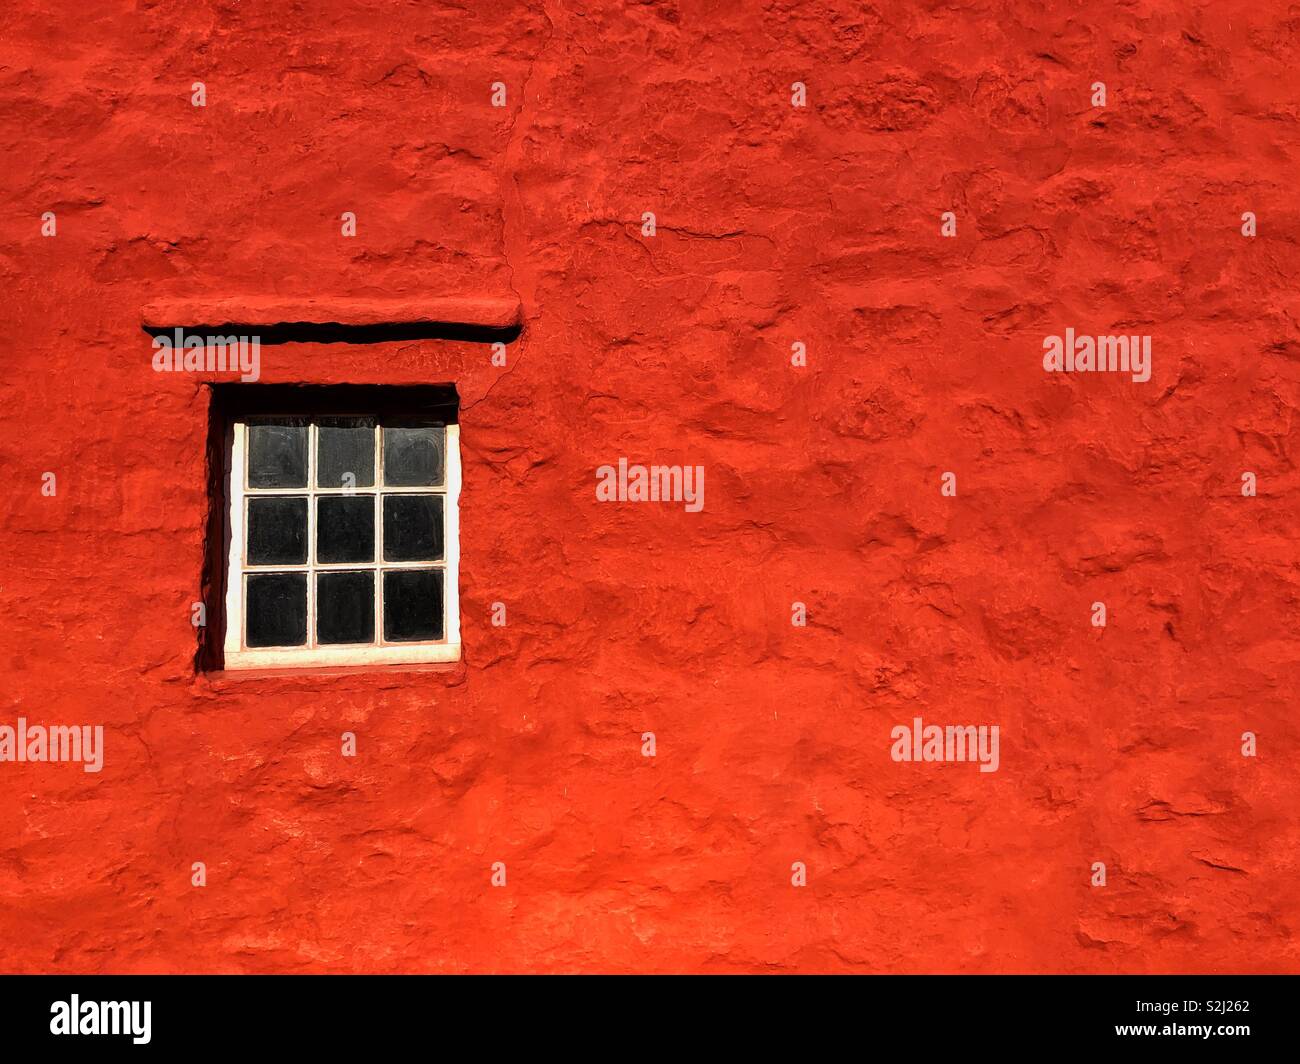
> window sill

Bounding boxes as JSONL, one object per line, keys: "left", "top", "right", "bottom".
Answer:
{"left": 197, "top": 658, "right": 467, "bottom": 687}
{"left": 223, "top": 642, "right": 462, "bottom": 671}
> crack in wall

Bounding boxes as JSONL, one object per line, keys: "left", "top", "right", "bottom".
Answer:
{"left": 465, "top": 0, "right": 557, "bottom": 415}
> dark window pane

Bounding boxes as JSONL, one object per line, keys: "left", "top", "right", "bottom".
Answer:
{"left": 247, "top": 496, "right": 307, "bottom": 565}
{"left": 317, "top": 571, "right": 375, "bottom": 644}
{"left": 383, "top": 569, "right": 443, "bottom": 642}
{"left": 317, "top": 496, "right": 375, "bottom": 563}
{"left": 317, "top": 419, "right": 375, "bottom": 488}
{"left": 382, "top": 424, "right": 444, "bottom": 487}
{"left": 248, "top": 422, "right": 308, "bottom": 488}
{"left": 246, "top": 573, "right": 307, "bottom": 647}
{"left": 383, "top": 494, "right": 442, "bottom": 561}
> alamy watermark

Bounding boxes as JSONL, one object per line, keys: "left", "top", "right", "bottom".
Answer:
{"left": 1043, "top": 328, "right": 1151, "bottom": 383}
{"left": 890, "top": 716, "right": 1000, "bottom": 773}
{"left": 0, "top": 718, "right": 103, "bottom": 772}
{"left": 596, "top": 458, "right": 704, "bottom": 512}
{"left": 152, "top": 329, "right": 260, "bottom": 382}
{"left": 50, "top": 995, "right": 150, "bottom": 1044}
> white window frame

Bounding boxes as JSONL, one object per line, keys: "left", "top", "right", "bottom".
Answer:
{"left": 222, "top": 416, "right": 461, "bottom": 670}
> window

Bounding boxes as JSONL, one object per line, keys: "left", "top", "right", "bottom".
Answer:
{"left": 219, "top": 401, "right": 460, "bottom": 669}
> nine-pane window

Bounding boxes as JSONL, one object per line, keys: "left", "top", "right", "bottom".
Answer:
{"left": 222, "top": 416, "right": 461, "bottom": 668}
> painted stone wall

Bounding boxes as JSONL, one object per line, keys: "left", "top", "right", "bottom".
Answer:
{"left": 0, "top": 0, "right": 1297, "bottom": 972}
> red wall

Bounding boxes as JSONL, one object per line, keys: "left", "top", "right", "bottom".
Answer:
{"left": 1, "top": 0, "right": 1297, "bottom": 973}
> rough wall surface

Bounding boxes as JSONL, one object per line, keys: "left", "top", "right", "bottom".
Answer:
{"left": 1, "top": 0, "right": 1298, "bottom": 973}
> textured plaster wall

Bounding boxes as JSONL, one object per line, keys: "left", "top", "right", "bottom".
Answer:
{"left": 0, "top": 0, "right": 1298, "bottom": 972}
